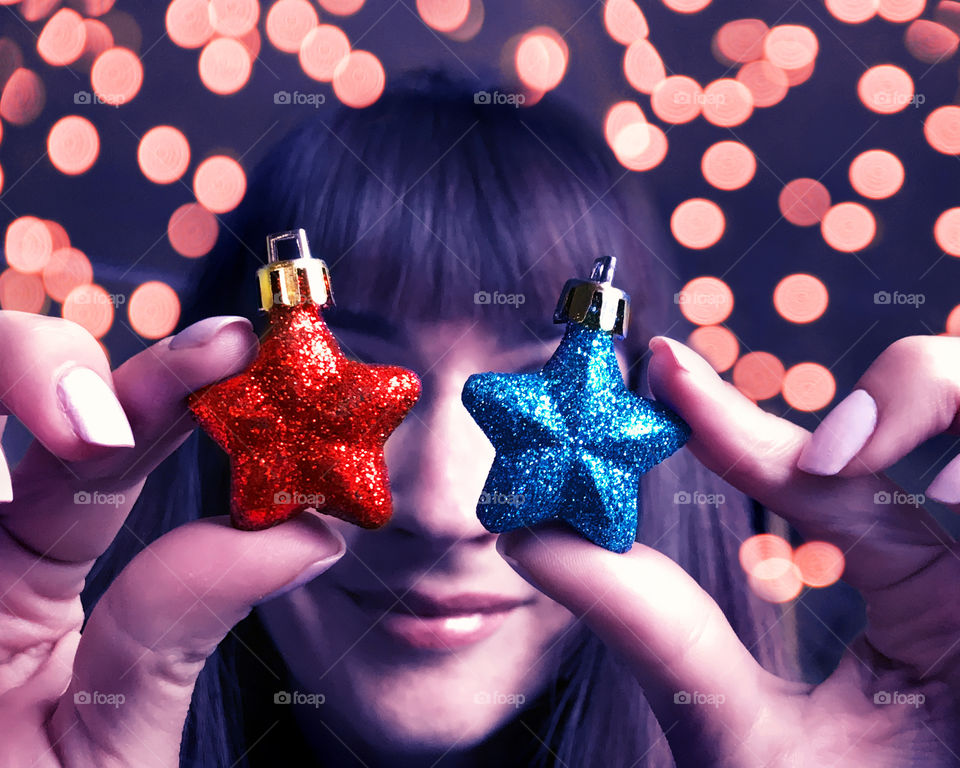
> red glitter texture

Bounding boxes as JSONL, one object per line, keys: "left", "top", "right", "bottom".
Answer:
{"left": 187, "top": 303, "right": 421, "bottom": 530}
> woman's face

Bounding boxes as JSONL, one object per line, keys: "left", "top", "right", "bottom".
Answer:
{"left": 257, "top": 313, "right": 628, "bottom": 758}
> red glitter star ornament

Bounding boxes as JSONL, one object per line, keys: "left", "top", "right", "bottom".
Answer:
{"left": 188, "top": 229, "right": 421, "bottom": 531}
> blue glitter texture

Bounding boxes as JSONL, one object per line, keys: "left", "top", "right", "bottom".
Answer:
{"left": 461, "top": 323, "right": 691, "bottom": 553}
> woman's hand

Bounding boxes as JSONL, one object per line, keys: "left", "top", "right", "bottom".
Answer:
{"left": 498, "top": 334, "right": 960, "bottom": 767}
{"left": 0, "top": 311, "right": 345, "bottom": 768}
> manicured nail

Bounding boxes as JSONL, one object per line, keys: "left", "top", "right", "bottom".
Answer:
{"left": 649, "top": 336, "right": 722, "bottom": 382}
{"left": 57, "top": 367, "right": 135, "bottom": 448}
{"left": 168, "top": 316, "right": 253, "bottom": 351}
{"left": 255, "top": 548, "right": 346, "bottom": 604}
{"left": 0, "top": 452, "right": 11, "bottom": 503}
{"left": 925, "top": 453, "right": 960, "bottom": 504}
{"left": 796, "top": 389, "right": 877, "bottom": 475}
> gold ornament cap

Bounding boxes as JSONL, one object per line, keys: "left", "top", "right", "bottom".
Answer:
{"left": 257, "top": 228, "right": 334, "bottom": 311}
{"left": 553, "top": 256, "right": 630, "bottom": 338}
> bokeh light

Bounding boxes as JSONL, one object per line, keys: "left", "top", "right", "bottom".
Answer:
{"left": 713, "top": 18, "right": 767, "bottom": 64}
{"left": 265, "top": 0, "right": 319, "bottom": 54}
{"left": 332, "top": 50, "right": 386, "bottom": 108}
{"left": 208, "top": 0, "right": 259, "bottom": 37}
{"left": 676, "top": 276, "right": 734, "bottom": 325}
{"left": 825, "top": 0, "right": 879, "bottom": 24}
{"left": 168, "top": 202, "right": 219, "bottom": 257}
{"left": 905, "top": 18, "right": 958, "bottom": 61}
{"left": 623, "top": 38, "right": 665, "bottom": 94}
{"left": 605, "top": 0, "right": 648, "bottom": 45}
{"left": 0, "top": 268, "right": 46, "bottom": 313}
{"left": 91, "top": 46, "right": 143, "bottom": 105}
{"left": 318, "top": 0, "right": 366, "bottom": 14}
{"left": 737, "top": 60, "right": 789, "bottom": 108}
{"left": 774, "top": 273, "right": 829, "bottom": 324}
{"left": 793, "top": 541, "right": 845, "bottom": 587}
{"left": 43, "top": 246, "right": 94, "bottom": 302}
{"left": 701, "top": 78, "right": 754, "bottom": 126}
{"left": 5, "top": 216, "right": 53, "bottom": 274}
{"left": 129, "top": 280, "right": 181, "bottom": 339}
{"left": 166, "top": 0, "right": 215, "bottom": 49}
{"left": 62, "top": 283, "right": 114, "bottom": 338}
{"left": 76, "top": 19, "right": 114, "bottom": 71}
{"left": 782, "top": 362, "right": 836, "bottom": 411}
{"left": 878, "top": 0, "right": 926, "bottom": 23}
{"left": 687, "top": 324, "right": 739, "bottom": 372}
{"left": 416, "top": 0, "right": 470, "bottom": 33}
{"left": 858, "top": 64, "right": 914, "bottom": 113}
{"left": 198, "top": 36, "right": 252, "bottom": 94}
{"left": 0, "top": 67, "right": 45, "bottom": 125}
{"left": 924, "top": 105, "right": 960, "bottom": 153}
{"left": 946, "top": 303, "right": 960, "bottom": 334}
{"left": 849, "top": 149, "right": 904, "bottom": 198}
{"left": 764, "top": 25, "right": 819, "bottom": 71}
{"left": 299, "top": 24, "right": 351, "bottom": 82}
{"left": 702, "top": 140, "right": 756, "bottom": 190}
{"left": 515, "top": 28, "right": 568, "bottom": 92}
{"left": 671, "top": 199, "right": 726, "bottom": 249}
{"left": 821, "top": 202, "right": 876, "bottom": 251}
{"left": 934, "top": 207, "right": 960, "bottom": 256}
{"left": 748, "top": 557, "right": 804, "bottom": 603}
{"left": 651, "top": 75, "right": 702, "bottom": 123}
{"left": 138, "top": 125, "right": 191, "bottom": 184}
{"left": 37, "top": 8, "right": 87, "bottom": 67}
{"left": 780, "top": 178, "right": 831, "bottom": 226}
{"left": 662, "top": 0, "right": 712, "bottom": 13}
{"left": 47, "top": 115, "right": 99, "bottom": 175}
{"left": 733, "top": 351, "right": 784, "bottom": 400}
{"left": 194, "top": 155, "right": 247, "bottom": 213}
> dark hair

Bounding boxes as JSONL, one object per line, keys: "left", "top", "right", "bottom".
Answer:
{"left": 82, "top": 70, "right": 797, "bottom": 767}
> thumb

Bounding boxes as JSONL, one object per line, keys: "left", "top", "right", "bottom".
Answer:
{"left": 497, "top": 524, "right": 791, "bottom": 759}
{"left": 48, "top": 510, "right": 345, "bottom": 766}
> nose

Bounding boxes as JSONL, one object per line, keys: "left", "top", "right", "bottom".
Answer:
{"left": 384, "top": 370, "right": 496, "bottom": 547}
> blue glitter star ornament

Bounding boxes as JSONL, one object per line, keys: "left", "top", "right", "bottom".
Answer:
{"left": 461, "top": 257, "right": 691, "bottom": 553}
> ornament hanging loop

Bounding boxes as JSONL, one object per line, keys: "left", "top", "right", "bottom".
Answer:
{"left": 257, "top": 228, "right": 334, "bottom": 312}
{"left": 553, "top": 255, "right": 631, "bottom": 338}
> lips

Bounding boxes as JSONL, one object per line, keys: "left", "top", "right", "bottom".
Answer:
{"left": 340, "top": 587, "right": 535, "bottom": 651}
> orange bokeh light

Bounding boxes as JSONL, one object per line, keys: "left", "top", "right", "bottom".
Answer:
{"left": 878, "top": 0, "right": 926, "bottom": 22}
{"left": 515, "top": 29, "right": 568, "bottom": 92}
{"left": 821, "top": 202, "right": 876, "bottom": 251}
{"left": 168, "top": 202, "right": 219, "bottom": 257}
{"left": 934, "top": 207, "right": 960, "bottom": 256}
{"left": 0, "top": 269, "right": 46, "bottom": 313}
{"left": 38, "top": 8, "right": 87, "bottom": 67}
{"left": 5, "top": 216, "right": 53, "bottom": 274}
{"left": 826, "top": 0, "right": 879, "bottom": 23}
{"left": 748, "top": 557, "right": 804, "bottom": 603}
{"left": 662, "top": 0, "right": 712, "bottom": 13}
{"left": 623, "top": 38, "right": 665, "bottom": 94}
{"left": 702, "top": 140, "right": 756, "bottom": 190}
{"left": 299, "top": 24, "right": 350, "bottom": 82}
{"left": 849, "top": 149, "right": 904, "bottom": 199}
{"left": 265, "top": 0, "right": 319, "bottom": 54}
{"left": 782, "top": 362, "right": 836, "bottom": 411}
{"left": 62, "top": 283, "right": 114, "bottom": 338}
{"left": 713, "top": 18, "right": 768, "bottom": 64}
{"left": 47, "top": 115, "right": 99, "bottom": 175}
{"left": 793, "top": 541, "right": 845, "bottom": 587}
{"left": 91, "top": 47, "right": 143, "bottom": 105}
{"left": 332, "top": 50, "right": 386, "bottom": 108}
{"left": 604, "top": 0, "right": 648, "bottom": 45}
{"left": 764, "top": 25, "right": 819, "bottom": 71}
{"left": 416, "top": 0, "right": 470, "bottom": 33}
{"left": 0, "top": 68, "right": 45, "bottom": 125}
{"left": 194, "top": 155, "right": 247, "bottom": 213}
{"left": 733, "top": 351, "right": 784, "bottom": 400}
{"left": 166, "top": 0, "right": 215, "bottom": 49}
{"left": 701, "top": 78, "right": 754, "bottom": 127}
{"left": 905, "top": 19, "right": 958, "bottom": 61}
{"left": 676, "top": 275, "right": 734, "bottom": 325}
{"left": 318, "top": 0, "right": 366, "bottom": 13}
{"left": 739, "top": 533, "right": 793, "bottom": 574}
{"left": 651, "top": 75, "right": 703, "bottom": 123}
{"left": 76, "top": 19, "right": 114, "bottom": 72}
{"left": 43, "top": 246, "right": 94, "bottom": 303}
{"left": 737, "top": 60, "right": 789, "bottom": 108}
{"left": 858, "top": 64, "right": 914, "bottom": 113}
{"left": 773, "top": 273, "right": 829, "bottom": 324}
{"left": 208, "top": 0, "right": 259, "bottom": 37}
{"left": 198, "top": 36, "right": 252, "bottom": 94}
{"left": 924, "top": 105, "right": 960, "bottom": 154}
{"left": 129, "top": 280, "right": 181, "bottom": 339}
{"left": 44, "top": 220, "right": 70, "bottom": 251}
{"left": 671, "top": 199, "right": 726, "bottom": 250}
{"left": 138, "top": 125, "right": 191, "bottom": 184}
{"left": 687, "top": 324, "right": 739, "bottom": 372}
{"left": 946, "top": 303, "right": 960, "bottom": 334}
{"left": 779, "top": 178, "right": 831, "bottom": 226}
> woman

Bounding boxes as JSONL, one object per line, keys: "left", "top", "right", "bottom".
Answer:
{"left": 0, "top": 71, "right": 956, "bottom": 767}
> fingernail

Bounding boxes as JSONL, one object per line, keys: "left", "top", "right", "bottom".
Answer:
{"left": 796, "top": 389, "right": 877, "bottom": 475}
{"left": 57, "top": 367, "right": 135, "bottom": 448}
{"left": 168, "top": 316, "right": 253, "bottom": 351}
{"left": 649, "top": 336, "right": 722, "bottom": 383}
{"left": 925, "top": 453, "right": 960, "bottom": 504}
{"left": 496, "top": 533, "right": 542, "bottom": 590}
{"left": 255, "top": 535, "right": 347, "bottom": 604}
